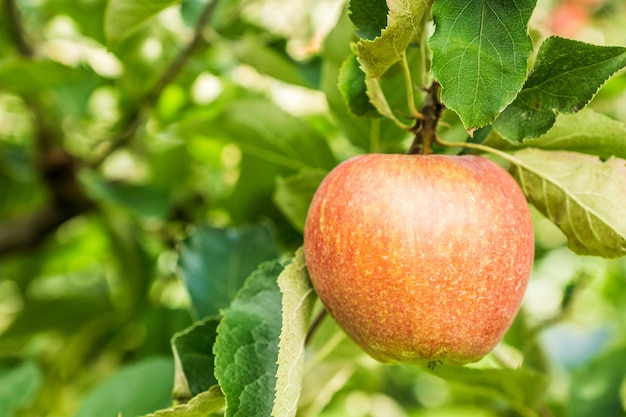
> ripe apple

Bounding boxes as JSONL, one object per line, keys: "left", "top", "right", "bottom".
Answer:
{"left": 303, "top": 153, "right": 534, "bottom": 365}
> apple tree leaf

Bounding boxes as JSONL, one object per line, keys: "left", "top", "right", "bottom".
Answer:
{"left": 483, "top": 108, "right": 626, "bottom": 160}
{"left": 338, "top": 54, "right": 381, "bottom": 117}
{"left": 178, "top": 224, "right": 279, "bottom": 319}
{"left": 429, "top": 0, "right": 535, "bottom": 131}
{"left": 105, "top": 0, "right": 182, "bottom": 44}
{"left": 171, "top": 317, "right": 220, "bottom": 400}
{"left": 348, "top": 0, "right": 389, "bottom": 40}
{"left": 274, "top": 169, "right": 327, "bottom": 233}
{"left": 141, "top": 386, "right": 225, "bottom": 417}
{"left": 508, "top": 149, "right": 626, "bottom": 258}
{"left": 272, "top": 248, "right": 316, "bottom": 417}
{"left": 0, "top": 360, "right": 42, "bottom": 416}
{"left": 214, "top": 261, "right": 284, "bottom": 417}
{"left": 494, "top": 37, "right": 626, "bottom": 142}
{"left": 355, "top": 0, "right": 429, "bottom": 78}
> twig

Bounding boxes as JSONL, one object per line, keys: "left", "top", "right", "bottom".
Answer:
{"left": 407, "top": 81, "right": 444, "bottom": 155}
{"left": 305, "top": 308, "right": 328, "bottom": 345}
{"left": 90, "top": 0, "right": 220, "bottom": 167}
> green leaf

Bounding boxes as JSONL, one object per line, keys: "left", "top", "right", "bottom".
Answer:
{"left": 74, "top": 357, "right": 175, "bottom": 417}
{"left": 272, "top": 249, "right": 316, "bottom": 417}
{"left": 432, "top": 366, "right": 547, "bottom": 414}
{"left": 349, "top": 0, "right": 389, "bottom": 40}
{"left": 142, "top": 386, "right": 225, "bottom": 417}
{"left": 0, "top": 361, "right": 42, "bottom": 417}
{"left": 178, "top": 224, "right": 279, "bottom": 319}
{"left": 355, "top": 0, "right": 428, "bottom": 78}
{"left": 430, "top": 0, "right": 535, "bottom": 130}
{"left": 273, "top": 169, "right": 327, "bottom": 233}
{"left": 214, "top": 261, "right": 284, "bottom": 417}
{"left": 483, "top": 108, "right": 626, "bottom": 159}
{"left": 171, "top": 317, "right": 220, "bottom": 399}
{"left": 494, "top": 37, "right": 626, "bottom": 142}
{"left": 0, "top": 58, "right": 92, "bottom": 95}
{"left": 508, "top": 149, "right": 626, "bottom": 258}
{"left": 338, "top": 54, "right": 380, "bottom": 117}
{"left": 105, "top": 0, "right": 182, "bottom": 44}
{"left": 570, "top": 347, "right": 626, "bottom": 417}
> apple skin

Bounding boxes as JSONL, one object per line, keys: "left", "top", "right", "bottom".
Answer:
{"left": 303, "top": 153, "right": 534, "bottom": 365}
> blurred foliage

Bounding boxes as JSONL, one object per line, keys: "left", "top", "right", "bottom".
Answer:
{"left": 0, "top": 0, "right": 626, "bottom": 416}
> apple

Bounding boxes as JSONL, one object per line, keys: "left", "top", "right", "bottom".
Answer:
{"left": 303, "top": 153, "right": 534, "bottom": 365}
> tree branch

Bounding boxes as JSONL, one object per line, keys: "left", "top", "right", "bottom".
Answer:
{"left": 408, "top": 81, "right": 444, "bottom": 155}
{"left": 90, "top": 0, "right": 220, "bottom": 167}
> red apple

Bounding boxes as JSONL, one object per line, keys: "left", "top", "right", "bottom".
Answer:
{"left": 303, "top": 154, "right": 534, "bottom": 365}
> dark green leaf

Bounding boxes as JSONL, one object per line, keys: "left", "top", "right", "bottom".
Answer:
{"left": 509, "top": 149, "right": 626, "bottom": 258}
{"left": 178, "top": 224, "right": 279, "bottom": 319}
{"left": 570, "top": 347, "right": 626, "bottom": 417}
{"left": 494, "top": 37, "right": 626, "bottom": 142}
{"left": 105, "top": 0, "right": 182, "bottom": 44}
{"left": 214, "top": 261, "right": 284, "bottom": 417}
{"left": 0, "top": 361, "right": 42, "bottom": 417}
{"left": 171, "top": 317, "right": 220, "bottom": 399}
{"left": 430, "top": 0, "right": 535, "bottom": 130}
{"left": 74, "top": 357, "right": 175, "bottom": 417}
{"left": 273, "top": 169, "right": 327, "bottom": 233}
{"left": 483, "top": 108, "right": 626, "bottom": 159}
{"left": 0, "top": 58, "right": 91, "bottom": 95}
{"left": 338, "top": 54, "right": 381, "bottom": 117}
{"left": 349, "top": 0, "right": 389, "bottom": 40}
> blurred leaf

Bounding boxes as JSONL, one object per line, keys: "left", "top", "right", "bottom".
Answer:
{"left": 142, "top": 386, "right": 225, "bottom": 417}
{"left": 430, "top": 0, "right": 535, "bottom": 130}
{"left": 81, "top": 172, "right": 171, "bottom": 219}
{"left": 338, "top": 54, "right": 380, "bottom": 117}
{"left": 74, "top": 357, "right": 175, "bottom": 417}
{"left": 181, "top": 99, "right": 337, "bottom": 171}
{"left": 0, "top": 58, "right": 89, "bottom": 95}
{"left": 273, "top": 169, "right": 327, "bottom": 233}
{"left": 235, "top": 35, "right": 320, "bottom": 89}
{"left": 483, "top": 108, "right": 626, "bottom": 159}
{"left": 494, "top": 37, "right": 626, "bottom": 142}
{"left": 0, "top": 360, "right": 42, "bottom": 417}
{"left": 105, "top": 0, "right": 182, "bottom": 44}
{"left": 349, "top": 0, "right": 389, "bottom": 41}
{"left": 178, "top": 224, "right": 279, "bottom": 319}
{"left": 509, "top": 149, "right": 626, "bottom": 258}
{"left": 272, "top": 248, "right": 316, "bottom": 417}
{"left": 355, "top": 0, "right": 427, "bottom": 78}
{"left": 214, "top": 261, "right": 284, "bottom": 417}
{"left": 433, "top": 366, "right": 547, "bottom": 413}
{"left": 171, "top": 316, "right": 220, "bottom": 398}
{"left": 570, "top": 347, "right": 626, "bottom": 417}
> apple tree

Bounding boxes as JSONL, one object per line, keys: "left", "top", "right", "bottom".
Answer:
{"left": 0, "top": 0, "right": 626, "bottom": 416}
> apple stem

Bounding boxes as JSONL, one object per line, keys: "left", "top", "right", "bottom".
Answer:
{"left": 305, "top": 308, "right": 328, "bottom": 345}
{"left": 408, "top": 81, "right": 444, "bottom": 155}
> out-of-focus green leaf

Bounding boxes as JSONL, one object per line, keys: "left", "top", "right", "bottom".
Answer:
{"left": 494, "top": 37, "right": 626, "bottom": 142}
{"left": 214, "top": 261, "right": 284, "bottom": 417}
{"left": 142, "top": 386, "right": 225, "bottom": 417}
{"left": 274, "top": 169, "right": 327, "bottom": 233}
{"left": 432, "top": 365, "right": 547, "bottom": 413}
{"left": 570, "top": 347, "right": 626, "bottom": 417}
{"left": 171, "top": 316, "right": 220, "bottom": 399}
{"left": 0, "top": 58, "right": 90, "bottom": 94}
{"left": 234, "top": 35, "right": 320, "bottom": 89}
{"left": 272, "top": 249, "right": 316, "bottom": 417}
{"left": 338, "top": 54, "right": 380, "bottom": 117}
{"left": 178, "top": 224, "right": 279, "bottom": 319}
{"left": 430, "top": 0, "right": 535, "bottom": 131}
{"left": 0, "top": 361, "right": 42, "bottom": 417}
{"left": 355, "top": 0, "right": 428, "bottom": 78}
{"left": 81, "top": 171, "right": 171, "bottom": 219}
{"left": 348, "top": 0, "right": 389, "bottom": 40}
{"left": 483, "top": 108, "right": 626, "bottom": 160}
{"left": 509, "top": 149, "right": 626, "bottom": 258}
{"left": 74, "top": 357, "right": 175, "bottom": 417}
{"left": 105, "top": 0, "right": 182, "bottom": 44}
